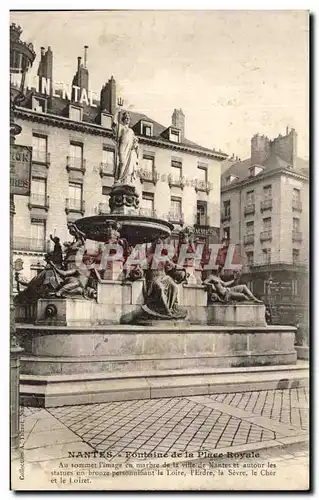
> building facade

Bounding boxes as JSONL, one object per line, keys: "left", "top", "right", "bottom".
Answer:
{"left": 12, "top": 43, "right": 227, "bottom": 285}
{"left": 220, "top": 129, "right": 309, "bottom": 332}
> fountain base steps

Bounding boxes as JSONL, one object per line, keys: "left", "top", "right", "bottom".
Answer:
{"left": 20, "top": 362, "right": 309, "bottom": 408}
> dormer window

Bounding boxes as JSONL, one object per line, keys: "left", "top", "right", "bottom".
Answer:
{"left": 141, "top": 121, "right": 153, "bottom": 137}
{"left": 249, "top": 165, "right": 263, "bottom": 177}
{"left": 32, "top": 96, "right": 47, "bottom": 113}
{"left": 69, "top": 104, "right": 83, "bottom": 121}
{"left": 225, "top": 174, "right": 238, "bottom": 185}
{"left": 100, "top": 112, "right": 112, "bottom": 129}
{"left": 169, "top": 128, "right": 181, "bottom": 143}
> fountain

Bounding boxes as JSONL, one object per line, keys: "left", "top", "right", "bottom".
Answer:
{"left": 15, "top": 110, "right": 305, "bottom": 407}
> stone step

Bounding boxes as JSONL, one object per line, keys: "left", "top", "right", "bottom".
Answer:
{"left": 20, "top": 362, "right": 309, "bottom": 408}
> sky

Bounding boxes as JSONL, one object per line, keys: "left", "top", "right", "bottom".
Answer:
{"left": 10, "top": 10, "right": 309, "bottom": 160}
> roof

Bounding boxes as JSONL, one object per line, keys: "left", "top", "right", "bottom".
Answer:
{"left": 26, "top": 91, "right": 227, "bottom": 159}
{"left": 221, "top": 152, "right": 309, "bottom": 188}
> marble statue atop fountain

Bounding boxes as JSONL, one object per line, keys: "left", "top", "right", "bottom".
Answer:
{"left": 110, "top": 110, "right": 140, "bottom": 214}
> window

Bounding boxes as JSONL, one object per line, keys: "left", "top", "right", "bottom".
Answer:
{"left": 293, "top": 249, "right": 300, "bottom": 265}
{"left": 142, "top": 123, "right": 153, "bottom": 137}
{"left": 171, "top": 160, "right": 182, "bottom": 183}
{"left": 31, "top": 178, "right": 46, "bottom": 206}
{"left": 262, "top": 248, "right": 271, "bottom": 264}
{"left": 102, "top": 148, "right": 115, "bottom": 167}
{"left": 197, "top": 167, "right": 207, "bottom": 183}
{"left": 141, "top": 193, "right": 154, "bottom": 215}
{"left": 170, "top": 197, "right": 182, "bottom": 216}
{"left": 32, "top": 135, "right": 47, "bottom": 163}
{"left": 246, "top": 251, "right": 254, "bottom": 266}
{"left": 170, "top": 129, "right": 180, "bottom": 143}
{"left": 30, "top": 222, "right": 45, "bottom": 251}
{"left": 69, "top": 143, "right": 83, "bottom": 169}
{"left": 223, "top": 200, "right": 231, "bottom": 217}
{"left": 31, "top": 96, "right": 47, "bottom": 113}
{"left": 263, "top": 217, "right": 272, "bottom": 231}
{"left": 69, "top": 105, "right": 82, "bottom": 121}
{"left": 246, "top": 190, "right": 254, "bottom": 205}
{"left": 196, "top": 201, "right": 207, "bottom": 225}
{"left": 263, "top": 185, "right": 272, "bottom": 199}
{"left": 293, "top": 188, "right": 301, "bottom": 202}
{"left": 246, "top": 221, "right": 254, "bottom": 234}
{"left": 293, "top": 217, "right": 300, "bottom": 232}
{"left": 141, "top": 156, "right": 154, "bottom": 174}
{"left": 69, "top": 183, "right": 82, "bottom": 210}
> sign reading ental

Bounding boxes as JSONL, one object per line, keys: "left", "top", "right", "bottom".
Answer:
{"left": 10, "top": 145, "right": 32, "bottom": 196}
{"left": 11, "top": 73, "right": 100, "bottom": 107}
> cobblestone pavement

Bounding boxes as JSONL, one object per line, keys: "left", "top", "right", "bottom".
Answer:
{"left": 47, "top": 387, "right": 309, "bottom": 462}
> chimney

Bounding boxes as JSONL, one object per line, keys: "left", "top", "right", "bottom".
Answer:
{"left": 72, "top": 53, "right": 89, "bottom": 97}
{"left": 172, "top": 108, "right": 185, "bottom": 139}
{"left": 37, "top": 46, "right": 53, "bottom": 95}
{"left": 272, "top": 128, "right": 297, "bottom": 168}
{"left": 100, "top": 76, "right": 117, "bottom": 115}
{"left": 251, "top": 133, "right": 270, "bottom": 165}
{"left": 84, "top": 45, "right": 88, "bottom": 69}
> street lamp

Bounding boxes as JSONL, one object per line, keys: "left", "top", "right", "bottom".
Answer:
{"left": 10, "top": 23, "right": 35, "bottom": 450}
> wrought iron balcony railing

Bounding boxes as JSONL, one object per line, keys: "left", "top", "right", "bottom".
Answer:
{"left": 194, "top": 179, "right": 212, "bottom": 194}
{"left": 13, "top": 237, "right": 46, "bottom": 252}
{"left": 260, "top": 230, "right": 272, "bottom": 242}
{"left": 137, "top": 168, "right": 159, "bottom": 185}
{"left": 28, "top": 193, "right": 50, "bottom": 211}
{"left": 66, "top": 156, "right": 86, "bottom": 174}
{"left": 139, "top": 208, "right": 158, "bottom": 218}
{"left": 243, "top": 234, "right": 255, "bottom": 245}
{"left": 168, "top": 174, "right": 185, "bottom": 189}
{"left": 32, "top": 150, "right": 50, "bottom": 166}
{"left": 260, "top": 198, "right": 272, "bottom": 212}
{"left": 244, "top": 204, "right": 255, "bottom": 216}
{"left": 65, "top": 198, "right": 85, "bottom": 215}
{"left": 292, "top": 230, "right": 302, "bottom": 242}
{"left": 168, "top": 212, "right": 184, "bottom": 225}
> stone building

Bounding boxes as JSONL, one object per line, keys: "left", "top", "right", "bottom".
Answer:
{"left": 220, "top": 128, "right": 309, "bottom": 331}
{"left": 12, "top": 44, "right": 227, "bottom": 284}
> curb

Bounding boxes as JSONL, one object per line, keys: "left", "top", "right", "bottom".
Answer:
{"left": 126, "top": 433, "right": 309, "bottom": 467}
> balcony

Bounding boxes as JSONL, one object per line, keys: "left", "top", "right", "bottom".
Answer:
{"left": 13, "top": 237, "right": 46, "bottom": 252}
{"left": 292, "top": 230, "right": 302, "bottom": 242}
{"left": 32, "top": 150, "right": 50, "bottom": 166}
{"left": 66, "top": 156, "right": 86, "bottom": 174}
{"left": 292, "top": 200, "right": 302, "bottom": 212}
{"left": 168, "top": 212, "right": 184, "bottom": 225}
{"left": 138, "top": 168, "right": 159, "bottom": 185}
{"left": 98, "top": 202, "right": 111, "bottom": 215}
{"left": 244, "top": 204, "right": 255, "bottom": 216}
{"left": 221, "top": 211, "right": 231, "bottom": 223}
{"left": 65, "top": 198, "right": 85, "bottom": 215}
{"left": 99, "top": 162, "right": 114, "bottom": 178}
{"left": 28, "top": 193, "right": 50, "bottom": 211}
{"left": 260, "top": 230, "right": 272, "bottom": 242}
{"left": 243, "top": 234, "right": 254, "bottom": 245}
{"left": 260, "top": 198, "right": 272, "bottom": 212}
{"left": 168, "top": 174, "right": 185, "bottom": 190}
{"left": 139, "top": 208, "right": 157, "bottom": 218}
{"left": 195, "top": 179, "right": 212, "bottom": 194}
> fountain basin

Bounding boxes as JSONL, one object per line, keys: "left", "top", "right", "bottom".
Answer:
{"left": 76, "top": 214, "right": 174, "bottom": 244}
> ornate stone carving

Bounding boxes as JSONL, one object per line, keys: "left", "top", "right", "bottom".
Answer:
{"left": 109, "top": 184, "right": 140, "bottom": 213}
